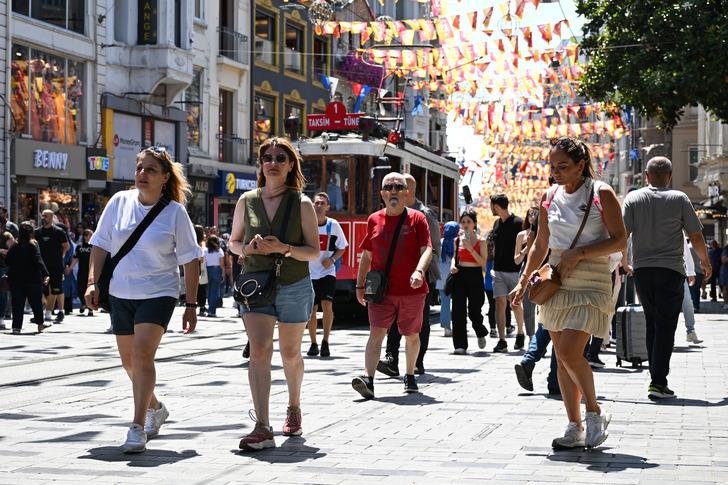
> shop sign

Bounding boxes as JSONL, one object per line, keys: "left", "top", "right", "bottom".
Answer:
{"left": 138, "top": 0, "right": 158, "bottom": 45}
{"left": 88, "top": 156, "right": 110, "bottom": 172}
{"left": 13, "top": 139, "right": 86, "bottom": 180}
{"left": 87, "top": 147, "right": 110, "bottom": 181}
{"left": 112, "top": 112, "right": 142, "bottom": 181}
{"left": 193, "top": 179, "right": 211, "bottom": 193}
{"left": 307, "top": 102, "right": 363, "bottom": 131}
{"left": 216, "top": 171, "right": 257, "bottom": 197}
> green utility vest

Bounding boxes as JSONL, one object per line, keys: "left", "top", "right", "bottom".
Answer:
{"left": 242, "top": 188, "right": 309, "bottom": 285}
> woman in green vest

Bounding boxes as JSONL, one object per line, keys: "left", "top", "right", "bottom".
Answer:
{"left": 229, "top": 137, "right": 319, "bottom": 451}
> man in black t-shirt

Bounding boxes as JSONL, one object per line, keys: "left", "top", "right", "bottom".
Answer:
{"left": 35, "top": 210, "right": 69, "bottom": 323}
{"left": 490, "top": 194, "right": 525, "bottom": 353}
{"left": 66, "top": 229, "right": 94, "bottom": 316}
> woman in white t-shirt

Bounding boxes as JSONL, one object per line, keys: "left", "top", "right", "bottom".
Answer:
{"left": 204, "top": 235, "right": 225, "bottom": 317}
{"left": 86, "top": 147, "right": 203, "bottom": 454}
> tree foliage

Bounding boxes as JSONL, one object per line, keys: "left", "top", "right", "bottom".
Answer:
{"left": 577, "top": 0, "right": 728, "bottom": 128}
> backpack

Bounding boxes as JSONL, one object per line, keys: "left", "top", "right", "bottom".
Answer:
{"left": 325, "top": 218, "right": 342, "bottom": 272}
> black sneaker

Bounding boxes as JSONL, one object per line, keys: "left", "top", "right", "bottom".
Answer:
{"left": 376, "top": 356, "right": 400, "bottom": 377}
{"left": 242, "top": 342, "right": 250, "bottom": 359}
{"left": 648, "top": 384, "right": 676, "bottom": 400}
{"left": 514, "top": 334, "right": 525, "bottom": 350}
{"left": 548, "top": 385, "right": 561, "bottom": 396}
{"left": 87, "top": 310, "right": 94, "bottom": 317}
{"left": 587, "top": 355, "right": 606, "bottom": 368}
{"left": 307, "top": 343, "right": 319, "bottom": 356}
{"left": 320, "top": 340, "right": 330, "bottom": 357}
{"left": 404, "top": 374, "right": 419, "bottom": 393}
{"left": 506, "top": 325, "right": 515, "bottom": 336}
{"left": 514, "top": 362, "right": 534, "bottom": 391}
{"left": 489, "top": 328, "right": 498, "bottom": 338}
{"left": 352, "top": 376, "right": 374, "bottom": 399}
{"left": 493, "top": 339, "right": 508, "bottom": 353}
{"left": 414, "top": 363, "right": 425, "bottom": 375}
{"left": 55, "top": 312, "right": 64, "bottom": 323}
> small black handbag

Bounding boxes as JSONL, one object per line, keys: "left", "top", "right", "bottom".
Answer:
{"left": 97, "top": 198, "right": 169, "bottom": 312}
{"left": 363, "top": 209, "right": 407, "bottom": 303}
{"left": 444, "top": 237, "right": 460, "bottom": 296}
{"left": 234, "top": 193, "right": 294, "bottom": 309}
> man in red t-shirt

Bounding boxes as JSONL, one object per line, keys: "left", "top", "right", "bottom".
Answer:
{"left": 352, "top": 172, "right": 432, "bottom": 398}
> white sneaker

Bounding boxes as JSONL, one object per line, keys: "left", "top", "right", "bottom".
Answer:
{"left": 477, "top": 337, "right": 486, "bottom": 349}
{"left": 44, "top": 310, "right": 52, "bottom": 322}
{"left": 144, "top": 402, "right": 169, "bottom": 438}
{"left": 443, "top": 328, "right": 452, "bottom": 337}
{"left": 585, "top": 412, "right": 610, "bottom": 448}
{"left": 552, "top": 422, "right": 585, "bottom": 450}
{"left": 453, "top": 348, "right": 467, "bottom": 355}
{"left": 686, "top": 330, "right": 703, "bottom": 344}
{"left": 122, "top": 424, "right": 147, "bottom": 453}
{"left": 0, "top": 320, "right": 6, "bottom": 330}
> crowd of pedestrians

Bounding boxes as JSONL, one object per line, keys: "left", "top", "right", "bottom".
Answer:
{"left": 2, "top": 136, "right": 724, "bottom": 456}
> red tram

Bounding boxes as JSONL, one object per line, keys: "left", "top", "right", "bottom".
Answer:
{"left": 297, "top": 133, "right": 459, "bottom": 312}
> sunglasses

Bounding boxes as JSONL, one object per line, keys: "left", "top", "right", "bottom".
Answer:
{"left": 382, "top": 183, "right": 406, "bottom": 192}
{"left": 261, "top": 153, "right": 289, "bottom": 164}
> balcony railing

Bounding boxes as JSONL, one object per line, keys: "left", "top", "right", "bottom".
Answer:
{"left": 217, "top": 134, "right": 251, "bottom": 165}
{"left": 218, "top": 26, "right": 249, "bottom": 65}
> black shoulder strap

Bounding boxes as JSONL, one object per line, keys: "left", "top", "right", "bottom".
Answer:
{"left": 384, "top": 208, "right": 408, "bottom": 278}
{"left": 108, "top": 198, "right": 170, "bottom": 272}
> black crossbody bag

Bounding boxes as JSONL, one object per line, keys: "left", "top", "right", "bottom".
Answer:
{"left": 444, "top": 237, "right": 460, "bottom": 296}
{"left": 364, "top": 209, "right": 407, "bottom": 303}
{"left": 97, "top": 198, "right": 170, "bottom": 312}
{"left": 234, "top": 192, "right": 295, "bottom": 310}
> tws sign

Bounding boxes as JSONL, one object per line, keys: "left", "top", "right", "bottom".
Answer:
{"left": 138, "top": 0, "right": 158, "bottom": 45}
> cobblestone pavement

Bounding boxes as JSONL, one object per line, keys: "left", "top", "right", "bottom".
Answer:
{"left": 0, "top": 298, "right": 726, "bottom": 484}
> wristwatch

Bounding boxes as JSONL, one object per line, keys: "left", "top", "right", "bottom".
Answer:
{"left": 284, "top": 244, "right": 292, "bottom": 258}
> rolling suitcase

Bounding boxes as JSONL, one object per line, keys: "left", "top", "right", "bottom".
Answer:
{"left": 615, "top": 278, "right": 648, "bottom": 368}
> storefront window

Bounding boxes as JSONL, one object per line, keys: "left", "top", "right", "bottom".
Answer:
{"left": 13, "top": 0, "right": 86, "bottom": 35}
{"left": 188, "top": 191, "right": 208, "bottom": 226}
{"left": 313, "top": 36, "right": 328, "bottom": 79}
{"left": 255, "top": 10, "right": 276, "bottom": 65}
{"left": 326, "top": 159, "right": 348, "bottom": 212}
{"left": 185, "top": 69, "right": 202, "bottom": 149}
{"left": 284, "top": 100, "right": 304, "bottom": 136}
{"left": 284, "top": 22, "right": 304, "bottom": 74}
{"left": 42, "top": 181, "right": 80, "bottom": 227}
{"left": 302, "top": 159, "right": 322, "bottom": 199}
{"left": 254, "top": 94, "right": 275, "bottom": 146}
{"left": 10, "top": 44, "right": 85, "bottom": 145}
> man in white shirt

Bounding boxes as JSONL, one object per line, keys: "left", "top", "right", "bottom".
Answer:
{"left": 306, "top": 192, "right": 348, "bottom": 357}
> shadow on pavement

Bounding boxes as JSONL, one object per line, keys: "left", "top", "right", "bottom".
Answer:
{"left": 233, "top": 437, "right": 325, "bottom": 463}
{"left": 174, "top": 423, "right": 247, "bottom": 432}
{"left": 595, "top": 367, "right": 644, "bottom": 374}
{"left": 375, "top": 393, "right": 441, "bottom": 406}
{"left": 79, "top": 446, "right": 199, "bottom": 467}
{"left": 544, "top": 447, "right": 659, "bottom": 472}
{"left": 426, "top": 368, "right": 480, "bottom": 374}
{"left": 672, "top": 346, "right": 703, "bottom": 353}
{"left": 611, "top": 397, "right": 728, "bottom": 407}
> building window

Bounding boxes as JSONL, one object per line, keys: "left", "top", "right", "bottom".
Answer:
{"left": 689, "top": 147, "right": 699, "bottom": 182}
{"left": 184, "top": 69, "right": 202, "bottom": 149}
{"left": 254, "top": 94, "right": 276, "bottom": 145}
{"left": 10, "top": 44, "right": 84, "bottom": 144}
{"left": 255, "top": 10, "right": 276, "bottom": 65}
{"left": 284, "top": 21, "right": 304, "bottom": 75}
{"left": 284, "top": 100, "right": 304, "bottom": 137}
{"left": 13, "top": 0, "right": 86, "bottom": 35}
{"left": 313, "top": 36, "right": 328, "bottom": 80}
{"left": 194, "top": 0, "right": 203, "bottom": 19}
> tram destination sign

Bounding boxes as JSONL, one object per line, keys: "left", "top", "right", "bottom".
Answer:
{"left": 307, "top": 102, "right": 363, "bottom": 131}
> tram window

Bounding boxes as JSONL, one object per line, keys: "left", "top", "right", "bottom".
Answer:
{"left": 302, "top": 159, "right": 323, "bottom": 199}
{"left": 326, "top": 159, "right": 348, "bottom": 212}
{"left": 409, "top": 165, "right": 426, "bottom": 201}
{"left": 443, "top": 175, "right": 455, "bottom": 222}
{"left": 428, "top": 172, "right": 441, "bottom": 215}
{"left": 355, "top": 157, "right": 369, "bottom": 215}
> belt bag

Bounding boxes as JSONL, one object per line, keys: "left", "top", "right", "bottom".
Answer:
{"left": 527, "top": 183, "right": 594, "bottom": 305}
{"left": 234, "top": 258, "right": 281, "bottom": 310}
{"left": 363, "top": 209, "right": 408, "bottom": 304}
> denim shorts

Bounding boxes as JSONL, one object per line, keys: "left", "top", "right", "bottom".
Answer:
{"left": 109, "top": 295, "right": 177, "bottom": 335}
{"left": 240, "top": 275, "right": 314, "bottom": 323}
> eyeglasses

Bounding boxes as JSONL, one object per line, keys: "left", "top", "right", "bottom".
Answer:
{"left": 148, "top": 146, "right": 166, "bottom": 153}
{"left": 261, "top": 153, "right": 289, "bottom": 164}
{"left": 382, "top": 183, "right": 406, "bottom": 192}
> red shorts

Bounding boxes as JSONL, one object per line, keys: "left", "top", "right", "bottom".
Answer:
{"left": 368, "top": 293, "right": 426, "bottom": 336}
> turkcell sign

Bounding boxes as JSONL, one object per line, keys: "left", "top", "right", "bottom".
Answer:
{"left": 33, "top": 150, "right": 68, "bottom": 171}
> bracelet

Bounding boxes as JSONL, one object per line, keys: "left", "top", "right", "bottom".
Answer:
{"left": 415, "top": 268, "right": 425, "bottom": 276}
{"left": 185, "top": 302, "right": 198, "bottom": 308}
{"left": 355, "top": 285, "right": 365, "bottom": 289}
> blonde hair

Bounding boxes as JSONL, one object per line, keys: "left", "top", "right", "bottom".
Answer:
{"left": 256, "top": 137, "right": 306, "bottom": 191}
{"left": 137, "top": 147, "right": 192, "bottom": 204}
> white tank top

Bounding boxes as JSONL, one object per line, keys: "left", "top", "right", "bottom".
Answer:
{"left": 546, "top": 178, "right": 610, "bottom": 250}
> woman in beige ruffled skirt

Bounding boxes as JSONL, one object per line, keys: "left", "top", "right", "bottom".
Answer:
{"left": 511, "top": 137, "right": 626, "bottom": 450}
